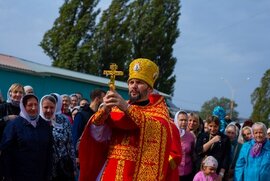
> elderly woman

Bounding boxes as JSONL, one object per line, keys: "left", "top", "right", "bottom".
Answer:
{"left": 234, "top": 122, "right": 270, "bottom": 181}
{"left": 174, "top": 110, "right": 195, "bottom": 181}
{"left": 0, "top": 94, "right": 53, "bottom": 181}
{"left": 225, "top": 122, "right": 241, "bottom": 180}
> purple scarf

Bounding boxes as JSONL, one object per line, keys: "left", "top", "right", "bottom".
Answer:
{"left": 250, "top": 140, "right": 266, "bottom": 157}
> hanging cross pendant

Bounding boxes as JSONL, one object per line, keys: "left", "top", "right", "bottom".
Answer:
{"left": 103, "top": 63, "right": 124, "bottom": 90}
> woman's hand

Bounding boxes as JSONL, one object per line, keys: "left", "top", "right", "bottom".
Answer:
{"left": 210, "top": 135, "right": 221, "bottom": 144}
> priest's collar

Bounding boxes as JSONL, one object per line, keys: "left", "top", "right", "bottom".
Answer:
{"left": 130, "top": 99, "right": 150, "bottom": 106}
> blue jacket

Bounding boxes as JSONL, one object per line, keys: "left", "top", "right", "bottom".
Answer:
{"left": 234, "top": 139, "right": 270, "bottom": 181}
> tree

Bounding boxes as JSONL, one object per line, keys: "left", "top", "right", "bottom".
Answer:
{"left": 251, "top": 69, "right": 270, "bottom": 125}
{"left": 40, "top": 0, "right": 100, "bottom": 71}
{"left": 40, "top": 0, "right": 181, "bottom": 95}
{"left": 127, "top": 0, "right": 180, "bottom": 94}
{"left": 89, "top": 0, "right": 133, "bottom": 78}
{"left": 200, "top": 97, "right": 239, "bottom": 121}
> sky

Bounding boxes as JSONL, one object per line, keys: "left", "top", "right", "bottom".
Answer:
{"left": 0, "top": 0, "right": 270, "bottom": 119}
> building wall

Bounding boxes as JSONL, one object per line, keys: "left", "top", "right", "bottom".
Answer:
{"left": 0, "top": 68, "right": 128, "bottom": 101}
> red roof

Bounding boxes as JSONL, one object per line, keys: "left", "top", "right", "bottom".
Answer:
{"left": 0, "top": 54, "right": 32, "bottom": 71}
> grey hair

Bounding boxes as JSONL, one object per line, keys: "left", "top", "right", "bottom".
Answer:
{"left": 252, "top": 122, "right": 267, "bottom": 136}
{"left": 225, "top": 122, "right": 239, "bottom": 137}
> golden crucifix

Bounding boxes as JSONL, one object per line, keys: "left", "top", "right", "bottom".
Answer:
{"left": 103, "top": 63, "right": 124, "bottom": 90}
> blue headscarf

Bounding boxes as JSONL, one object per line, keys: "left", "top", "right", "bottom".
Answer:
{"left": 212, "top": 106, "right": 226, "bottom": 133}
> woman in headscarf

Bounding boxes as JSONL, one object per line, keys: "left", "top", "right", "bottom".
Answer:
{"left": 235, "top": 122, "right": 270, "bottom": 181}
{"left": 49, "top": 93, "right": 76, "bottom": 181}
{"left": 0, "top": 83, "right": 24, "bottom": 139}
{"left": 224, "top": 122, "right": 241, "bottom": 180}
{"left": 0, "top": 94, "right": 53, "bottom": 181}
{"left": 174, "top": 110, "right": 195, "bottom": 181}
{"left": 238, "top": 126, "right": 253, "bottom": 144}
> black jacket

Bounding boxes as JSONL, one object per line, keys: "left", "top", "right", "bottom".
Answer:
{"left": 195, "top": 131, "right": 231, "bottom": 173}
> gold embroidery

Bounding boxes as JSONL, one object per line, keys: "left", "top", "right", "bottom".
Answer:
{"left": 115, "top": 160, "right": 125, "bottom": 181}
{"left": 134, "top": 116, "right": 168, "bottom": 180}
{"left": 108, "top": 145, "right": 138, "bottom": 162}
{"left": 104, "top": 96, "right": 171, "bottom": 180}
{"left": 92, "top": 109, "right": 107, "bottom": 125}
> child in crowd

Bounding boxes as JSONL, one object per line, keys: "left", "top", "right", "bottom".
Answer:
{"left": 193, "top": 156, "right": 219, "bottom": 181}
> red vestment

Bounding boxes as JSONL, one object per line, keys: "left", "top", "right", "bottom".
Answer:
{"left": 166, "top": 121, "right": 182, "bottom": 181}
{"left": 79, "top": 94, "right": 181, "bottom": 181}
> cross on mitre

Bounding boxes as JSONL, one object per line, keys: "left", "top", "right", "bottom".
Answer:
{"left": 103, "top": 63, "right": 124, "bottom": 90}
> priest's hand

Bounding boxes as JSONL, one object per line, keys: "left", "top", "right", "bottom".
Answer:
{"left": 103, "top": 90, "right": 129, "bottom": 111}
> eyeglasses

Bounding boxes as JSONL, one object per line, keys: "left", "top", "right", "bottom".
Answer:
{"left": 179, "top": 119, "right": 188, "bottom": 122}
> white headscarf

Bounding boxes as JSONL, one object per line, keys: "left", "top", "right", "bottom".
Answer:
{"left": 50, "top": 93, "right": 62, "bottom": 115}
{"left": 19, "top": 94, "right": 39, "bottom": 127}
{"left": 203, "top": 156, "right": 218, "bottom": 169}
{"left": 173, "top": 110, "right": 187, "bottom": 137}
{"left": 39, "top": 95, "right": 56, "bottom": 122}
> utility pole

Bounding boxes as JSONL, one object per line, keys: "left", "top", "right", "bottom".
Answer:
{"left": 221, "top": 77, "right": 250, "bottom": 120}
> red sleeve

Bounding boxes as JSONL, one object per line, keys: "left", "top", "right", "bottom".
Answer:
{"left": 78, "top": 118, "right": 108, "bottom": 181}
{"left": 166, "top": 121, "right": 182, "bottom": 181}
{"left": 107, "top": 109, "right": 139, "bottom": 130}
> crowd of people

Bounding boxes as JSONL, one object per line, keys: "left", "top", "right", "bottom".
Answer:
{"left": 0, "top": 58, "right": 270, "bottom": 181}
{"left": 173, "top": 107, "right": 270, "bottom": 181}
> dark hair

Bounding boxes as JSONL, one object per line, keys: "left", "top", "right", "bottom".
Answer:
{"left": 79, "top": 98, "right": 89, "bottom": 103}
{"left": 22, "top": 94, "right": 38, "bottom": 107}
{"left": 206, "top": 115, "right": 220, "bottom": 126}
{"left": 243, "top": 119, "right": 253, "bottom": 128}
{"left": 90, "top": 89, "right": 106, "bottom": 100}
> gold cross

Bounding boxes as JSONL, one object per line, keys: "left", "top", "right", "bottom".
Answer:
{"left": 103, "top": 63, "right": 124, "bottom": 90}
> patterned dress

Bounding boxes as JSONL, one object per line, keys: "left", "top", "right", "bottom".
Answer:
{"left": 51, "top": 114, "right": 76, "bottom": 180}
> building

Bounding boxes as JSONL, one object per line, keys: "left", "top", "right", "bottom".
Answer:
{"left": 0, "top": 53, "right": 180, "bottom": 117}
{"left": 0, "top": 53, "right": 129, "bottom": 100}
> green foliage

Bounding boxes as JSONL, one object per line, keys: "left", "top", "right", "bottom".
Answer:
{"left": 40, "top": 0, "right": 100, "bottom": 71}
{"left": 251, "top": 69, "right": 270, "bottom": 125}
{"left": 127, "top": 0, "right": 180, "bottom": 94}
{"left": 200, "top": 97, "right": 239, "bottom": 120}
{"left": 40, "top": 0, "right": 181, "bottom": 95}
{"left": 90, "top": 0, "right": 133, "bottom": 78}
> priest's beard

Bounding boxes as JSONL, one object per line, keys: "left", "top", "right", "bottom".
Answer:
{"left": 129, "top": 92, "right": 142, "bottom": 104}
{"left": 129, "top": 89, "right": 148, "bottom": 104}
